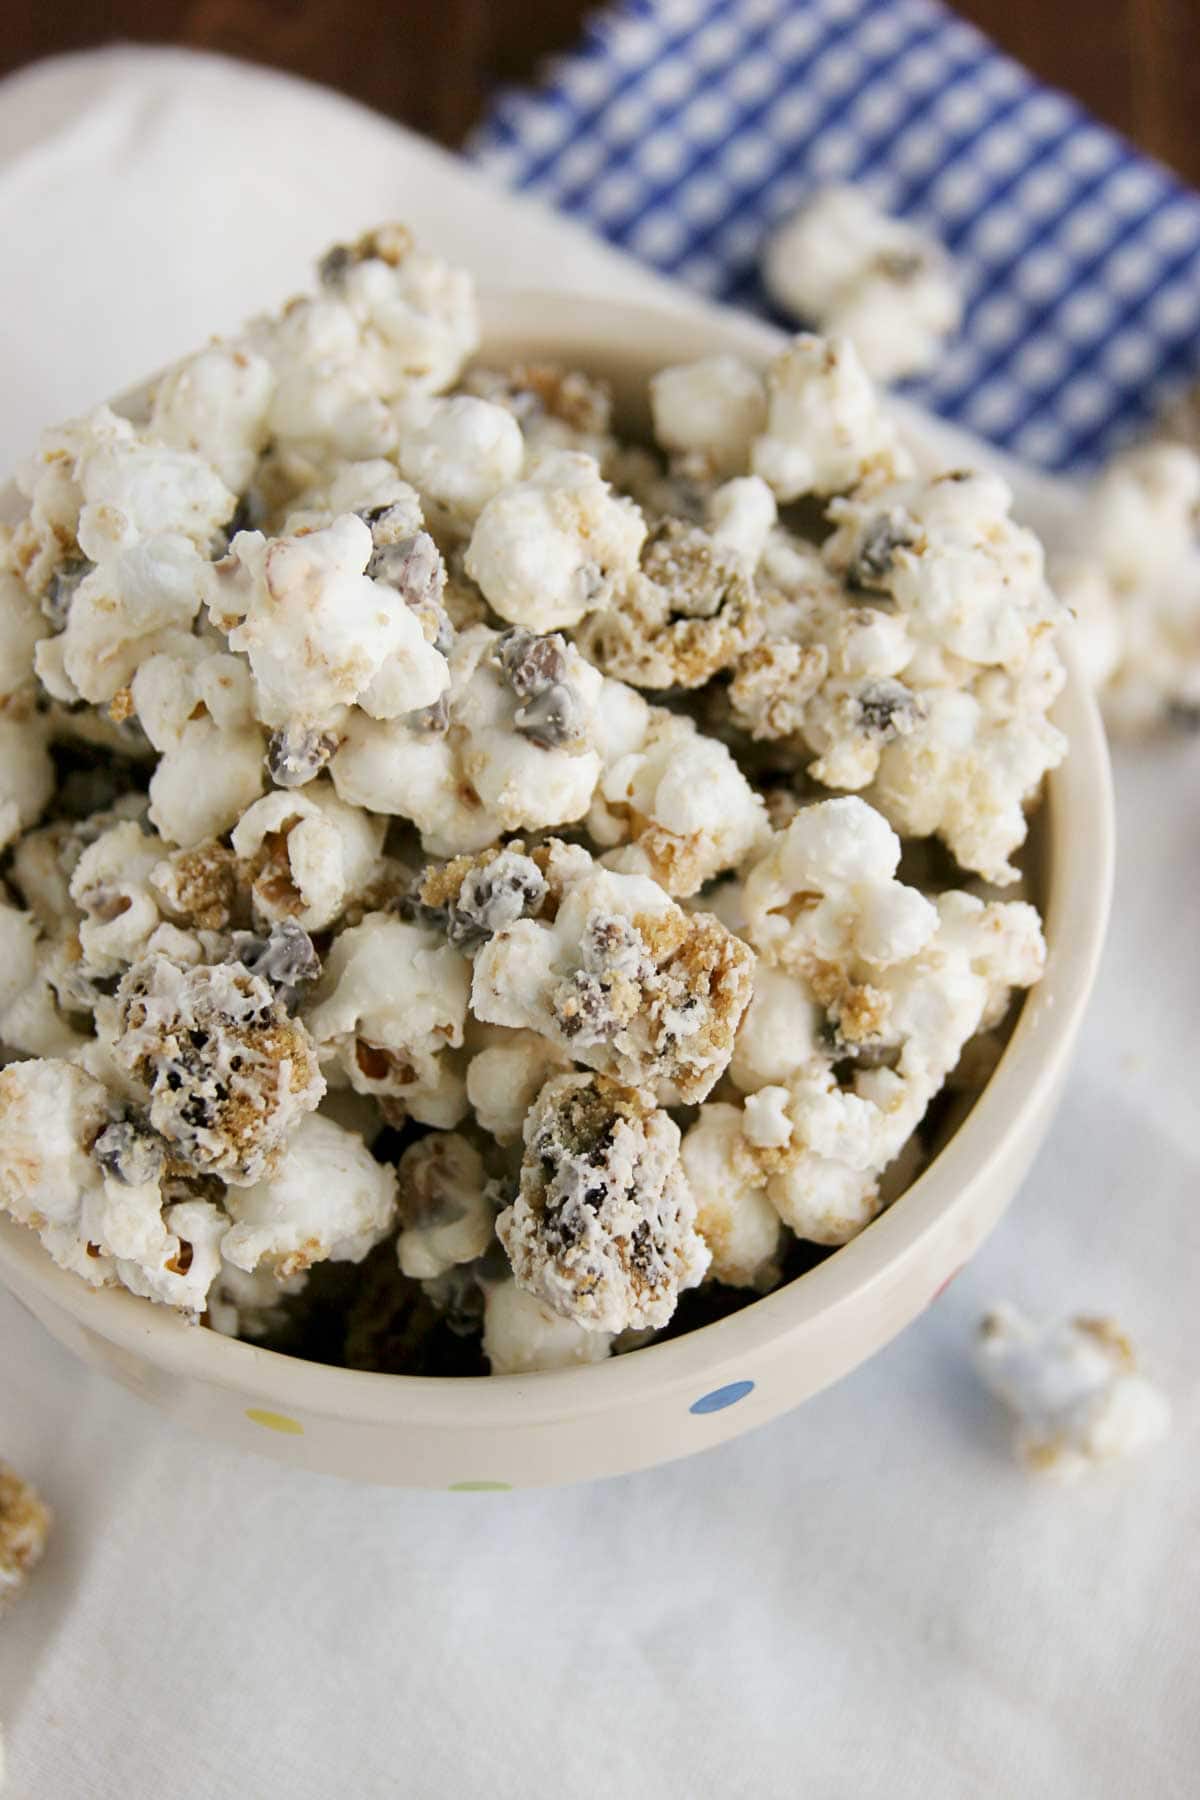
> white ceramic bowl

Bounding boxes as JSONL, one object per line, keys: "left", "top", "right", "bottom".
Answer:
{"left": 0, "top": 295, "right": 1113, "bottom": 1489}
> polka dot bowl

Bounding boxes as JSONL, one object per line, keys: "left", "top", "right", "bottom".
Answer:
{"left": 0, "top": 295, "right": 1112, "bottom": 1488}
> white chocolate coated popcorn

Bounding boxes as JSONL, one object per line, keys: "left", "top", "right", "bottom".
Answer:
{"left": 1054, "top": 443, "right": 1200, "bottom": 732}
{"left": 151, "top": 342, "right": 276, "bottom": 495}
{"left": 975, "top": 1304, "right": 1171, "bottom": 1479}
{"left": 679, "top": 1103, "right": 783, "bottom": 1288}
{"left": 398, "top": 396, "right": 524, "bottom": 526}
{"left": 762, "top": 186, "right": 961, "bottom": 382}
{"left": 593, "top": 709, "right": 768, "bottom": 897}
{"left": 649, "top": 355, "right": 766, "bottom": 477}
{"left": 0, "top": 1463, "right": 51, "bottom": 1617}
{"left": 222, "top": 1111, "right": 397, "bottom": 1276}
{"left": 0, "top": 1059, "right": 113, "bottom": 1285}
{"left": 395, "top": 1131, "right": 495, "bottom": 1279}
{"left": 331, "top": 625, "right": 607, "bottom": 855}
{"left": 465, "top": 450, "right": 645, "bottom": 631}
{"left": 208, "top": 514, "right": 448, "bottom": 730}
{"left": 729, "top": 800, "right": 1044, "bottom": 1245}
{"left": 304, "top": 913, "right": 469, "bottom": 1127}
{"left": 465, "top": 1027, "right": 570, "bottom": 1145}
{"left": 472, "top": 851, "right": 754, "bottom": 1105}
{"left": 231, "top": 783, "right": 384, "bottom": 932}
{"left": 498, "top": 1072, "right": 709, "bottom": 1333}
{"left": 752, "top": 335, "right": 908, "bottom": 500}
{"left": 0, "top": 712, "right": 53, "bottom": 853}
{"left": 483, "top": 1277, "right": 613, "bottom": 1374}
{"left": 114, "top": 955, "right": 325, "bottom": 1186}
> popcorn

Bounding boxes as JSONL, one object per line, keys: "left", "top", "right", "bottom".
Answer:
{"left": 207, "top": 514, "right": 449, "bottom": 731}
{"left": 35, "top": 534, "right": 207, "bottom": 706}
{"left": 1053, "top": 443, "right": 1200, "bottom": 733}
{"left": 207, "top": 1259, "right": 308, "bottom": 1339}
{"left": 304, "top": 913, "right": 469, "bottom": 1127}
{"left": 591, "top": 709, "right": 768, "bottom": 897}
{"left": 331, "top": 625, "right": 606, "bottom": 855}
{"left": 231, "top": 782, "right": 384, "bottom": 932}
{"left": 974, "top": 1304, "right": 1171, "bottom": 1479}
{"left": 649, "top": 354, "right": 766, "bottom": 477}
{"left": 262, "top": 226, "right": 479, "bottom": 460}
{"left": 0, "top": 1464, "right": 50, "bottom": 1615}
{"left": 497, "top": 1072, "right": 709, "bottom": 1333}
{"left": 461, "top": 362, "right": 614, "bottom": 465}
{"left": 0, "top": 1058, "right": 112, "bottom": 1284}
{"left": 483, "top": 1277, "right": 613, "bottom": 1374}
{"left": 152, "top": 839, "right": 242, "bottom": 932}
{"left": 417, "top": 842, "right": 552, "bottom": 951}
{"left": 0, "top": 221, "right": 1060, "bottom": 1372}
{"left": 113, "top": 954, "right": 324, "bottom": 1185}
{"left": 150, "top": 342, "right": 276, "bottom": 494}
{"left": 679, "top": 1103, "right": 783, "bottom": 1288}
{"left": 752, "top": 336, "right": 908, "bottom": 500}
{"left": 762, "top": 185, "right": 961, "bottom": 382}
{"left": 741, "top": 797, "right": 938, "bottom": 976}
{"left": 280, "top": 460, "right": 423, "bottom": 540}
{"left": 91, "top": 1185, "right": 226, "bottom": 1315}
{"left": 577, "top": 518, "right": 761, "bottom": 689}
{"left": 71, "top": 407, "right": 237, "bottom": 556}
{"left": 0, "top": 936, "right": 90, "bottom": 1062}
{"left": 465, "top": 450, "right": 645, "bottom": 631}
{"left": 131, "top": 639, "right": 265, "bottom": 847}
{"left": 394, "top": 1131, "right": 495, "bottom": 1279}
{"left": 465, "top": 1027, "right": 570, "bottom": 1144}
{"left": 705, "top": 475, "right": 777, "bottom": 565}
{"left": 824, "top": 470, "right": 1063, "bottom": 668}
{"left": 398, "top": 396, "right": 524, "bottom": 526}
{"left": 471, "top": 851, "right": 755, "bottom": 1104}
{"left": 0, "top": 711, "right": 53, "bottom": 853}
{"left": 728, "top": 799, "right": 1045, "bottom": 1244}
{"left": 222, "top": 1112, "right": 397, "bottom": 1276}
{"left": 0, "top": 570, "right": 48, "bottom": 699}
{"left": 70, "top": 818, "right": 165, "bottom": 977}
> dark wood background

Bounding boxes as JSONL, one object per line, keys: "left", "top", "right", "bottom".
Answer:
{"left": 4, "top": 2, "right": 1200, "bottom": 187}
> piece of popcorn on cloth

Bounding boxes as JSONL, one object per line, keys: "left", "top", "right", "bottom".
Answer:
{"left": 974, "top": 1304, "right": 1171, "bottom": 1478}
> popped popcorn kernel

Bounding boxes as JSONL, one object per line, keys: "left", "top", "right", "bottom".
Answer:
{"left": 975, "top": 1304, "right": 1171, "bottom": 1479}
{"left": 0, "top": 1464, "right": 51, "bottom": 1614}
{"left": 113, "top": 954, "right": 324, "bottom": 1186}
{"left": 762, "top": 185, "right": 961, "bottom": 382}
{"left": 497, "top": 1072, "right": 709, "bottom": 1333}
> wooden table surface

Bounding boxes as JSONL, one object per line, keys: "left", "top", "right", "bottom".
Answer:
{"left": 5, "top": 2, "right": 1199, "bottom": 186}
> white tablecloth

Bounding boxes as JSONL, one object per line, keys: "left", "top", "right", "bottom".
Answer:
{"left": 0, "top": 47, "right": 1195, "bottom": 1800}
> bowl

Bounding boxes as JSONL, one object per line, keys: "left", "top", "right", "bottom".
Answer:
{"left": 0, "top": 294, "right": 1114, "bottom": 1489}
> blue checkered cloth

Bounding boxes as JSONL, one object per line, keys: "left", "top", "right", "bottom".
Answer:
{"left": 468, "top": 0, "right": 1200, "bottom": 473}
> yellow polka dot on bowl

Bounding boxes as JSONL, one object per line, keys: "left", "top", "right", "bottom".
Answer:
{"left": 245, "top": 1407, "right": 304, "bottom": 1435}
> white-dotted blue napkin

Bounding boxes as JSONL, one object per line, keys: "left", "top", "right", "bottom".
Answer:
{"left": 469, "top": 0, "right": 1200, "bottom": 472}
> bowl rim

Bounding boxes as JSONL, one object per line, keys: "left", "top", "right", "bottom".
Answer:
{"left": 0, "top": 291, "right": 1115, "bottom": 1429}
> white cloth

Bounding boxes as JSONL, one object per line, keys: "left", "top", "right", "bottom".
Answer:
{"left": 0, "top": 47, "right": 1195, "bottom": 1800}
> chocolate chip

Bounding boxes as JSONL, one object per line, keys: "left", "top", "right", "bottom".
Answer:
{"left": 846, "top": 515, "right": 913, "bottom": 593}
{"left": 855, "top": 680, "right": 923, "bottom": 741}
{"left": 317, "top": 244, "right": 354, "bottom": 288}
{"left": 446, "top": 851, "right": 548, "bottom": 949}
{"left": 93, "top": 1119, "right": 165, "bottom": 1187}
{"left": 492, "top": 630, "right": 583, "bottom": 748}
{"left": 42, "top": 556, "right": 93, "bottom": 629}
{"left": 514, "top": 680, "right": 584, "bottom": 749}
{"left": 229, "top": 920, "right": 321, "bottom": 1010}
